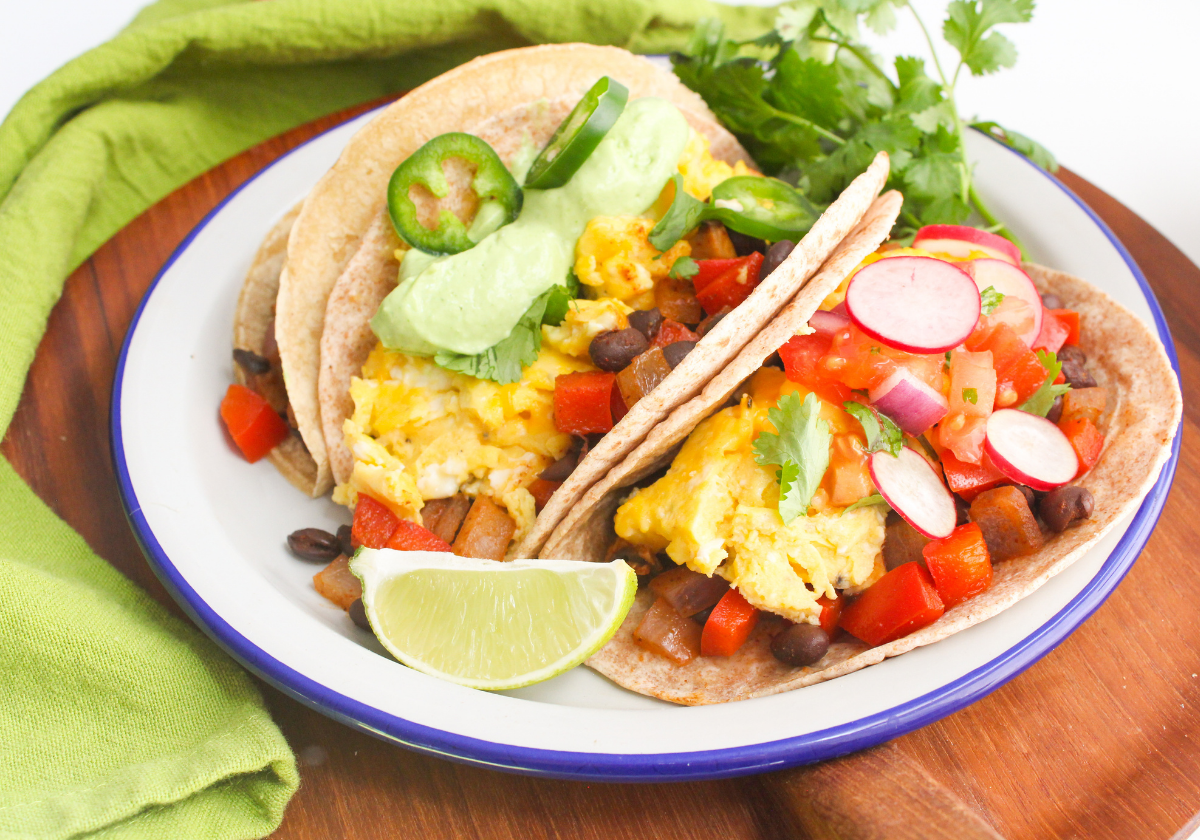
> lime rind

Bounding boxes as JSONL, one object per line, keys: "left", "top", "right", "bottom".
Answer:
{"left": 350, "top": 550, "right": 637, "bottom": 691}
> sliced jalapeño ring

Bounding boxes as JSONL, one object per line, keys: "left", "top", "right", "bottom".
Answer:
{"left": 524, "top": 76, "right": 629, "bottom": 190}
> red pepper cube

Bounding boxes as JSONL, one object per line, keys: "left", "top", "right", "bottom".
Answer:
{"left": 219, "top": 383, "right": 289, "bottom": 462}
{"left": 940, "top": 449, "right": 1006, "bottom": 502}
{"left": 965, "top": 322, "right": 1046, "bottom": 407}
{"left": 1050, "top": 309, "right": 1080, "bottom": 345}
{"left": 696, "top": 252, "right": 764, "bottom": 316}
{"left": 553, "top": 371, "right": 618, "bottom": 435}
{"left": 922, "top": 523, "right": 993, "bottom": 609}
{"left": 700, "top": 588, "right": 760, "bottom": 657}
{"left": 1059, "top": 417, "right": 1104, "bottom": 477}
{"left": 1032, "top": 307, "right": 1071, "bottom": 353}
{"left": 692, "top": 257, "right": 745, "bottom": 293}
{"left": 840, "top": 562, "right": 945, "bottom": 647}
{"left": 817, "top": 595, "right": 843, "bottom": 637}
{"left": 352, "top": 494, "right": 401, "bottom": 549}
{"left": 527, "top": 478, "right": 561, "bottom": 513}
{"left": 385, "top": 519, "right": 453, "bottom": 553}
{"left": 650, "top": 319, "right": 701, "bottom": 349}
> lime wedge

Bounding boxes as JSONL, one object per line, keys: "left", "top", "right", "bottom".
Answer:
{"left": 350, "top": 549, "right": 637, "bottom": 690}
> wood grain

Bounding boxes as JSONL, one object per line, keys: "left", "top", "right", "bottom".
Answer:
{"left": 4, "top": 102, "right": 1198, "bottom": 840}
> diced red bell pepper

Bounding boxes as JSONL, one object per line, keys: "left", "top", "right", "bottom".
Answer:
{"left": 1059, "top": 417, "right": 1104, "bottom": 477}
{"left": 696, "top": 252, "right": 764, "bottom": 316}
{"left": 1051, "top": 309, "right": 1080, "bottom": 345}
{"left": 1032, "top": 308, "right": 1070, "bottom": 354}
{"left": 701, "top": 588, "right": 760, "bottom": 656}
{"left": 352, "top": 494, "right": 400, "bottom": 549}
{"left": 554, "top": 371, "right": 619, "bottom": 435}
{"left": 219, "top": 383, "right": 289, "bottom": 462}
{"left": 527, "top": 478, "right": 561, "bottom": 513}
{"left": 940, "top": 449, "right": 1006, "bottom": 501}
{"left": 922, "top": 523, "right": 993, "bottom": 609}
{"left": 778, "top": 333, "right": 854, "bottom": 406}
{"left": 385, "top": 519, "right": 453, "bottom": 552}
{"left": 817, "top": 595, "right": 843, "bottom": 636}
{"left": 692, "top": 257, "right": 745, "bottom": 293}
{"left": 965, "top": 322, "right": 1046, "bottom": 407}
{"left": 840, "top": 562, "right": 945, "bottom": 647}
{"left": 651, "top": 318, "right": 701, "bottom": 349}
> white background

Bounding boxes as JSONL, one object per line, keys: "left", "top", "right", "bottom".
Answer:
{"left": 2, "top": 0, "right": 1198, "bottom": 268}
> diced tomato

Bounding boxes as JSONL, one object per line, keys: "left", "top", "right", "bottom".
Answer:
{"left": 1032, "top": 308, "right": 1070, "bottom": 353}
{"left": 922, "top": 523, "right": 993, "bottom": 608}
{"left": 527, "top": 478, "right": 561, "bottom": 513}
{"left": 554, "top": 371, "right": 618, "bottom": 435}
{"left": 778, "top": 333, "right": 853, "bottom": 406}
{"left": 840, "top": 562, "right": 945, "bottom": 647}
{"left": 817, "top": 595, "right": 843, "bottom": 636}
{"left": 219, "top": 383, "right": 289, "bottom": 462}
{"left": 1051, "top": 309, "right": 1080, "bottom": 345}
{"left": 940, "top": 450, "right": 1006, "bottom": 501}
{"left": 385, "top": 519, "right": 453, "bottom": 552}
{"left": 821, "top": 324, "right": 945, "bottom": 393}
{"left": 692, "top": 257, "right": 745, "bottom": 293}
{"left": 651, "top": 319, "right": 701, "bottom": 349}
{"left": 1059, "top": 417, "right": 1104, "bottom": 477}
{"left": 695, "top": 252, "right": 764, "bottom": 316}
{"left": 701, "top": 588, "right": 760, "bottom": 656}
{"left": 965, "top": 322, "right": 1046, "bottom": 407}
{"left": 940, "top": 350, "right": 996, "bottom": 464}
{"left": 352, "top": 494, "right": 400, "bottom": 549}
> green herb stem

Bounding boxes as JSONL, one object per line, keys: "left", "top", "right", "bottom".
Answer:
{"left": 810, "top": 35, "right": 897, "bottom": 93}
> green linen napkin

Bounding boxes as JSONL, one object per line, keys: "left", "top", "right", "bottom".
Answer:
{"left": 0, "top": 1, "right": 781, "bottom": 838}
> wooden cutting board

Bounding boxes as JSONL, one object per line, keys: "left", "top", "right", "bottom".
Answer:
{"left": 5, "top": 98, "right": 1199, "bottom": 840}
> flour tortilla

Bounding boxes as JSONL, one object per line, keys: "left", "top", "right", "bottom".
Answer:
{"left": 232, "top": 203, "right": 321, "bottom": 496}
{"left": 569, "top": 259, "right": 1182, "bottom": 705}
{"left": 279, "top": 43, "right": 750, "bottom": 497}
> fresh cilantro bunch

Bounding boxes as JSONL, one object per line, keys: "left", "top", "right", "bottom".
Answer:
{"left": 671, "top": 0, "right": 1055, "bottom": 245}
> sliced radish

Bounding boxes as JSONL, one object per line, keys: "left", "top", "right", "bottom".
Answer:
{"left": 984, "top": 409, "right": 1078, "bottom": 491}
{"left": 844, "top": 256, "right": 980, "bottom": 354}
{"left": 808, "top": 309, "right": 850, "bottom": 338}
{"left": 869, "top": 447, "right": 957, "bottom": 539}
{"left": 869, "top": 368, "right": 948, "bottom": 435}
{"left": 969, "top": 258, "right": 1043, "bottom": 346}
{"left": 913, "top": 224, "right": 1021, "bottom": 266}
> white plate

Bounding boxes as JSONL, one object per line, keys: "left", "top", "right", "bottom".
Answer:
{"left": 112, "top": 107, "right": 1180, "bottom": 781}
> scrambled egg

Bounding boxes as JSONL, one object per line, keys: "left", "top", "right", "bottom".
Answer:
{"left": 574, "top": 217, "right": 690, "bottom": 306}
{"left": 542, "top": 297, "right": 633, "bottom": 358}
{"left": 614, "top": 368, "right": 886, "bottom": 623}
{"left": 677, "top": 130, "right": 757, "bottom": 201}
{"left": 334, "top": 346, "right": 590, "bottom": 541}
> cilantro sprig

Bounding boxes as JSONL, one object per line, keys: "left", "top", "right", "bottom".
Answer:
{"left": 752, "top": 392, "right": 832, "bottom": 523}
{"left": 979, "top": 285, "right": 1005, "bottom": 315}
{"left": 1019, "top": 349, "right": 1071, "bottom": 416}
{"left": 670, "top": 2, "right": 1054, "bottom": 245}
{"left": 843, "top": 401, "right": 903, "bottom": 456}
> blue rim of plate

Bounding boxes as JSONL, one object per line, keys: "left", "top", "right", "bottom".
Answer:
{"left": 111, "top": 108, "right": 1182, "bottom": 782}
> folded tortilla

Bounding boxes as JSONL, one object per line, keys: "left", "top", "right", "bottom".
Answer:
{"left": 546, "top": 202, "right": 1182, "bottom": 705}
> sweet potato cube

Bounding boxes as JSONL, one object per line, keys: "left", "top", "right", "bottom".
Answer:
{"left": 313, "top": 555, "right": 362, "bottom": 610}
{"left": 452, "top": 496, "right": 516, "bottom": 562}
{"left": 969, "top": 485, "right": 1044, "bottom": 561}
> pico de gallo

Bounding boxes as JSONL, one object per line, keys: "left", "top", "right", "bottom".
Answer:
{"left": 606, "top": 224, "right": 1105, "bottom": 669}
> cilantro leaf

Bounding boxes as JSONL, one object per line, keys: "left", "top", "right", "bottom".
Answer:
{"left": 980, "top": 285, "right": 1005, "bottom": 315}
{"left": 962, "top": 387, "right": 978, "bottom": 405}
{"left": 943, "top": 0, "right": 1034, "bottom": 77}
{"left": 894, "top": 56, "right": 943, "bottom": 114}
{"left": 1019, "top": 349, "right": 1071, "bottom": 416}
{"left": 752, "top": 392, "right": 832, "bottom": 523}
{"left": 843, "top": 493, "right": 888, "bottom": 513}
{"left": 843, "top": 401, "right": 903, "bottom": 456}
{"left": 435, "top": 284, "right": 569, "bottom": 384}
{"left": 971, "top": 121, "right": 1057, "bottom": 171}
{"left": 649, "top": 173, "right": 712, "bottom": 252}
{"left": 668, "top": 256, "right": 699, "bottom": 280}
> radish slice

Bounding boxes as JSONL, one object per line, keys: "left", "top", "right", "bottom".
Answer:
{"left": 969, "top": 259, "right": 1043, "bottom": 346}
{"left": 913, "top": 224, "right": 1021, "bottom": 266}
{"left": 808, "top": 309, "right": 850, "bottom": 338}
{"left": 869, "top": 447, "right": 957, "bottom": 539}
{"left": 869, "top": 368, "right": 949, "bottom": 435}
{"left": 844, "top": 256, "right": 980, "bottom": 353}
{"left": 984, "top": 409, "right": 1078, "bottom": 491}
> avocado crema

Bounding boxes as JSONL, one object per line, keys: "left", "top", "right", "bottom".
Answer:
{"left": 370, "top": 97, "right": 691, "bottom": 356}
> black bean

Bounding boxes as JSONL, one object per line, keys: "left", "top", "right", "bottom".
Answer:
{"left": 662, "top": 341, "right": 697, "bottom": 369}
{"left": 287, "top": 528, "right": 341, "bottom": 562}
{"left": 337, "top": 524, "right": 354, "bottom": 556}
{"left": 234, "top": 347, "right": 271, "bottom": 375}
{"left": 1057, "top": 344, "right": 1087, "bottom": 365}
{"left": 696, "top": 306, "right": 730, "bottom": 338}
{"left": 1040, "top": 292, "right": 1065, "bottom": 311}
{"left": 1039, "top": 485, "right": 1094, "bottom": 532}
{"left": 955, "top": 495, "right": 971, "bottom": 526}
{"left": 728, "top": 229, "right": 767, "bottom": 256}
{"left": 1060, "top": 358, "right": 1097, "bottom": 389}
{"left": 348, "top": 598, "right": 371, "bottom": 631}
{"left": 761, "top": 240, "right": 796, "bottom": 279}
{"left": 589, "top": 328, "right": 648, "bottom": 371}
{"left": 1046, "top": 394, "right": 1064, "bottom": 424}
{"left": 627, "top": 308, "right": 663, "bottom": 342}
{"left": 691, "top": 606, "right": 715, "bottom": 625}
{"left": 540, "top": 452, "right": 578, "bottom": 482}
{"left": 770, "top": 623, "right": 830, "bottom": 667}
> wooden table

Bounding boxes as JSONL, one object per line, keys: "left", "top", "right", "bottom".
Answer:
{"left": 5, "top": 100, "right": 1199, "bottom": 840}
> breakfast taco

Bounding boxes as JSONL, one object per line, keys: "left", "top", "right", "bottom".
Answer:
{"left": 542, "top": 218, "right": 1181, "bottom": 706}
{"left": 225, "top": 43, "right": 896, "bottom": 582}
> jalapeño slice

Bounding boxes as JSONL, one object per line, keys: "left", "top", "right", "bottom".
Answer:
{"left": 524, "top": 76, "right": 629, "bottom": 190}
{"left": 709, "top": 177, "right": 818, "bottom": 243}
{"left": 387, "top": 132, "right": 522, "bottom": 255}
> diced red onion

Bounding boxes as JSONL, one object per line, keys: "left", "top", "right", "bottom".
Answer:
{"left": 869, "top": 368, "right": 949, "bottom": 435}
{"left": 808, "top": 309, "right": 851, "bottom": 338}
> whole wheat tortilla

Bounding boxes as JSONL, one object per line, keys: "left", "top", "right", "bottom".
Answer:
{"left": 578, "top": 262, "right": 1181, "bottom": 705}
{"left": 278, "top": 43, "right": 746, "bottom": 497}
{"left": 231, "top": 204, "right": 321, "bottom": 496}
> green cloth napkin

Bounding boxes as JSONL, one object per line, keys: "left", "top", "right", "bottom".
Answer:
{"left": 0, "top": 1, "right": 781, "bottom": 838}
